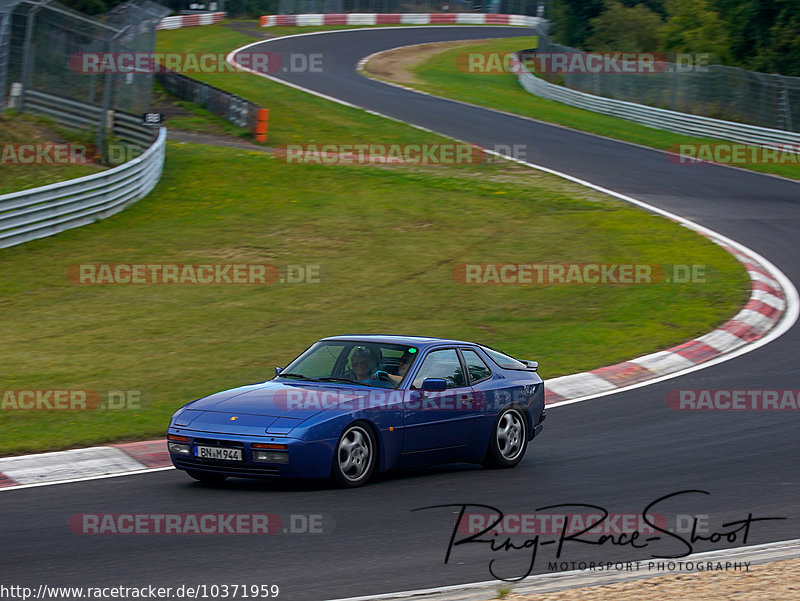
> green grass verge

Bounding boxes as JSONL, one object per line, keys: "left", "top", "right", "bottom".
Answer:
{"left": 0, "top": 141, "right": 749, "bottom": 455}
{"left": 0, "top": 112, "right": 106, "bottom": 195}
{"left": 386, "top": 37, "right": 799, "bottom": 180}
{"left": 154, "top": 24, "right": 466, "bottom": 148}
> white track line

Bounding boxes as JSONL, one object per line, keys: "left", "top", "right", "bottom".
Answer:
{"left": 0, "top": 466, "right": 174, "bottom": 492}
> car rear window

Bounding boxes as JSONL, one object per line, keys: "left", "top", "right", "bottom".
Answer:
{"left": 480, "top": 346, "right": 528, "bottom": 370}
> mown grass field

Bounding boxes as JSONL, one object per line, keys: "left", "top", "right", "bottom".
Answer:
{"left": 0, "top": 112, "right": 105, "bottom": 195}
{"left": 155, "top": 25, "right": 455, "bottom": 147}
{"left": 0, "top": 22, "right": 751, "bottom": 455}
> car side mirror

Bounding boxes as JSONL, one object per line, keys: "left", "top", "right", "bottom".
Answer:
{"left": 421, "top": 378, "right": 447, "bottom": 392}
{"left": 275, "top": 366, "right": 283, "bottom": 375}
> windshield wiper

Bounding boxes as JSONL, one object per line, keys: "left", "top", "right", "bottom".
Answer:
{"left": 316, "top": 377, "right": 362, "bottom": 385}
{"left": 278, "top": 373, "right": 315, "bottom": 380}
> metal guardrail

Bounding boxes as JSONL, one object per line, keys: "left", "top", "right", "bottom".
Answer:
{"left": 156, "top": 69, "right": 260, "bottom": 131}
{"left": 23, "top": 89, "right": 157, "bottom": 150}
{"left": 513, "top": 53, "right": 800, "bottom": 149}
{"left": 0, "top": 127, "right": 166, "bottom": 249}
{"left": 23, "top": 88, "right": 103, "bottom": 130}
{"left": 113, "top": 110, "right": 158, "bottom": 149}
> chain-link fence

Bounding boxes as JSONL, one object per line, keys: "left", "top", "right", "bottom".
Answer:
{"left": 1, "top": 0, "right": 171, "bottom": 154}
{"left": 103, "top": 0, "right": 172, "bottom": 115}
{"left": 276, "top": 0, "right": 543, "bottom": 14}
{"left": 534, "top": 34, "right": 798, "bottom": 132}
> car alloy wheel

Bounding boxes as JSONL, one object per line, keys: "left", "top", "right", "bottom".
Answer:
{"left": 332, "top": 422, "right": 376, "bottom": 487}
{"left": 483, "top": 407, "right": 528, "bottom": 468}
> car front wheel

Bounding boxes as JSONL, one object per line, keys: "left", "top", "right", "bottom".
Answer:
{"left": 483, "top": 407, "right": 528, "bottom": 468}
{"left": 331, "top": 422, "right": 377, "bottom": 488}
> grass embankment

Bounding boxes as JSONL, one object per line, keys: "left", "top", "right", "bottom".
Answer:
{"left": 0, "top": 113, "right": 105, "bottom": 195}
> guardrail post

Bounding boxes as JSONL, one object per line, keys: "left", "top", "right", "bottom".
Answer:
{"left": 97, "top": 25, "right": 131, "bottom": 163}
{"left": 255, "top": 108, "right": 269, "bottom": 143}
{"left": 19, "top": 0, "right": 48, "bottom": 112}
{"left": 777, "top": 78, "right": 793, "bottom": 132}
{"left": 0, "top": 11, "right": 10, "bottom": 105}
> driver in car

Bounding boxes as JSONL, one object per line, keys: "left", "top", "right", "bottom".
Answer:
{"left": 384, "top": 350, "right": 414, "bottom": 386}
{"left": 349, "top": 346, "right": 395, "bottom": 388}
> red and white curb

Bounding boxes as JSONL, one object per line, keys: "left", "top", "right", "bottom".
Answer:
{"left": 0, "top": 440, "right": 170, "bottom": 489}
{"left": 259, "top": 13, "right": 542, "bottom": 28}
{"left": 156, "top": 11, "right": 225, "bottom": 31}
{"left": 545, "top": 238, "right": 787, "bottom": 405}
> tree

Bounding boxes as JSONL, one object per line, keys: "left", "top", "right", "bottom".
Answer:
{"left": 586, "top": 1, "right": 664, "bottom": 52}
{"left": 549, "top": 0, "right": 605, "bottom": 47}
{"left": 762, "top": 2, "right": 800, "bottom": 75}
{"left": 659, "top": 0, "right": 731, "bottom": 63}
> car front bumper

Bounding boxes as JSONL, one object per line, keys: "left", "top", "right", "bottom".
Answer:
{"left": 167, "top": 428, "right": 336, "bottom": 480}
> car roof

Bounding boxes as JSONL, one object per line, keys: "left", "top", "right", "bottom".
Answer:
{"left": 320, "top": 335, "right": 480, "bottom": 348}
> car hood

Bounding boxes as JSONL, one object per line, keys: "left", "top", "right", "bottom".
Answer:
{"left": 172, "top": 381, "right": 374, "bottom": 435}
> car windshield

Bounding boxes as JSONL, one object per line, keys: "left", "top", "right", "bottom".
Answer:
{"left": 279, "top": 341, "right": 419, "bottom": 388}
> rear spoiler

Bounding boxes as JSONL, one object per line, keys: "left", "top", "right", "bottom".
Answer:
{"left": 519, "top": 360, "right": 538, "bottom": 372}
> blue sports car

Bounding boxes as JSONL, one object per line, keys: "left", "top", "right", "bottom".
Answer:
{"left": 167, "top": 335, "right": 546, "bottom": 487}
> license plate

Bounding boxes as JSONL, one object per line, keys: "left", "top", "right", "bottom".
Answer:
{"left": 196, "top": 446, "right": 242, "bottom": 461}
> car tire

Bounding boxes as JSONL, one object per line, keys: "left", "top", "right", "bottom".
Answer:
{"left": 331, "top": 422, "right": 377, "bottom": 488}
{"left": 186, "top": 470, "right": 227, "bottom": 483}
{"left": 482, "top": 407, "right": 528, "bottom": 469}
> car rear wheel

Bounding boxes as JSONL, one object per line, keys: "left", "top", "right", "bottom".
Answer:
{"left": 186, "top": 470, "right": 227, "bottom": 483}
{"left": 483, "top": 407, "right": 528, "bottom": 468}
{"left": 331, "top": 422, "right": 376, "bottom": 488}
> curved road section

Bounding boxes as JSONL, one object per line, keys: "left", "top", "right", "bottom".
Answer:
{"left": 1, "top": 27, "right": 798, "bottom": 601}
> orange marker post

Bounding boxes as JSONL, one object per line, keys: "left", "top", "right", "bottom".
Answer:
{"left": 254, "top": 108, "right": 269, "bottom": 143}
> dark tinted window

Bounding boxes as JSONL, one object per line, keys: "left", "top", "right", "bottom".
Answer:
{"left": 412, "top": 349, "right": 466, "bottom": 389}
{"left": 461, "top": 349, "right": 492, "bottom": 383}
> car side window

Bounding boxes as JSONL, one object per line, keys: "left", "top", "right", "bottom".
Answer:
{"left": 461, "top": 349, "right": 492, "bottom": 384}
{"left": 411, "top": 349, "right": 466, "bottom": 389}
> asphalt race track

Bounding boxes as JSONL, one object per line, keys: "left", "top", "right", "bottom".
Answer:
{"left": 3, "top": 27, "right": 799, "bottom": 601}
